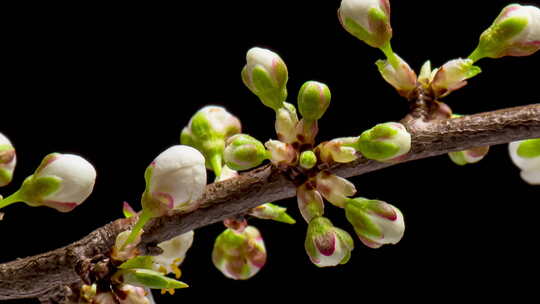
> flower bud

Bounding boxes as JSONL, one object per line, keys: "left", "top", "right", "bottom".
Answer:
{"left": 181, "top": 106, "right": 241, "bottom": 176}
{"left": 264, "top": 140, "right": 297, "bottom": 166}
{"left": 0, "top": 132, "right": 16, "bottom": 187}
{"left": 223, "top": 134, "right": 268, "bottom": 171}
{"left": 357, "top": 122, "right": 411, "bottom": 162}
{"left": 376, "top": 53, "right": 417, "bottom": 99}
{"left": 299, "top": 150, "right": 317, "bottom": 169}
{"left": 117, "top": 285, "right": 153, "bottom": 304}
{"left": 305, "top": 216, "right": 354, "bottom": 267}
{"left": 113, "top": 268, "right": 188, "bottom": 289}
{"left": 448, "top": 146, "right": 490, "bottom": 166}
{"left": 470, "top": 4, "right": 540, "bottom": 61}
{"left": 345, "top": 197, "right": 405, "bottom": 248}
{"left": 212, "top": 226, "right": 267, "bottom": 280}
{"left": 430, "top": 59, "right": 481, "bottom": 98}
{"left": 153, "top": 231, "right": 194, "bottom": 278}
{"left": 297, "top": 183, "right": 325, "bottom": 223}
{"left": 338, "top": 0, "right": 392, "bottom": 49}
{"left": 298, "top": 81, "right": 331, "bottom": 121}
{"left": 275, "top": 102, "right": 299, "bottom": 144}
{"left": 509, "top": 139, "right": 540, "bottom": 185}
{"left": 249, "top": 203, "right": 296, "bottom": 224}
{"left": 143, "top": 145, "right": 206, "bottom": 215}
{"left": 316, "top": 137, "right": 358, "bottom": 164}
{"left": 15, "top": 153, "right": 96, "bottom": 212}
{"left": 241, "top": 47, "right": 288, "bottom": 111}
{"left": 315, "top": 171, "right": 356, "bottom": 208}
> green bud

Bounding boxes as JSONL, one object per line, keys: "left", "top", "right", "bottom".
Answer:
{"left": 338, "top": 0, "right": 392, "bottom": 49}
{"left": 181, "top": 106, "right": 241, "bottom": 175}
{"left": 223, "top": 134, "right": 268, "bottom": 171}
{"left": 242, "top": 47, "right": 288, "bottom": 111}
{"left": 113, "top": 268, "right": 189, "bottom": 289}
{"left": 299, "top": 150, "right": 317, "bottom": 169}
{"left": 469, "top": 4, "right": 540, "bottom": 61}
{"left": 357, "top": 122, "right": 411, "bottom": 162}
{"left": 448, "top": 146, "right": 490, "bottom": 166}
{"left": 517, "top": 138, "right": 540, "bottom": 158}
{"left": 298, "top": 81, "right": 331, "bottom": 121}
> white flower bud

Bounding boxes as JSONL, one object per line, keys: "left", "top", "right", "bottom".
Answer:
{"left": 145, "top": 145, "right": 207, "bottom": 214}
{"left": 509, "top": 139, "right": 540, "bottom": 185}
{"left": 242, "top": 47, "right": 288, "bottom": 111}
{"left": 471, "top": 4, "right": 540, "bottom": 60}
{"left": 339, "top": 0, "right": 392, "bottom": 48}
{"left": 305, "top": 217, "right": 354, "bottom": 267}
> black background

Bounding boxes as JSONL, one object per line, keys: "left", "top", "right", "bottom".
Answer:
{"left": 1, "top": 0, "right": 539, "bottom": 302}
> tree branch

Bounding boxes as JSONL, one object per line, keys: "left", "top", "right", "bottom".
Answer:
{"left": 1, "top": 104, "right": 539, "bottom": 301}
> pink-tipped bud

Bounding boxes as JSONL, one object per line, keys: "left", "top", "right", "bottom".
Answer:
{"left": 305, "top": 216, "right": 354, "bottom": 267}
{"left": 345, "top": 197, "right": 405, "bottom": 248}
{"left": 338, "top": 0, "right": 392, "bottom": 49}
{"left": 212, "top": 226, "right": 267, "bottom": 280}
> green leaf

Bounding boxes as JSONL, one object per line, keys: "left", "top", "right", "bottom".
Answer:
{"left": 119, "top": 268, "right": 189, "bottom": 289}
{"left": 118, "top": 256, "right": 154, "bottom": 270}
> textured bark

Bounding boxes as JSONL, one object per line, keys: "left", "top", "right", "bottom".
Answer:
{"left": 0, "top": 104, "right": 539, "bottom": 301}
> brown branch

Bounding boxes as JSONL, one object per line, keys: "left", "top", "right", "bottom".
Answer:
{"left": 1, "top": 104, "right": 539, "bottom": 301}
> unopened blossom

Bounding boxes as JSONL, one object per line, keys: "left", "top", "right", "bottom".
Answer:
{"left": 1, "top": 153, "right": 96, "bottom": 212}
{"left": 345, "top": 197, "right": 405, "bottom": 248}
{"left": 143, "top": 145, "right": 206, "bottom": 215}
{"left": 431, "top": 58, "right": 481, "bottom": 98}
{"left": 181, "top": 106, "right": 241, "bottom": 176}
{"left": 297, "top": 81, "right": 331, "bottom": 121}
{"left": 357, "top": 122, "right": 411, "bottom": 162}
{"left": 0, "top": 132, "right": 16, "bottom": 187}
{"left": 242, "top": 47, "right": 288, "bottom": 111}
{"left": 305, "top": 216, "right": 354, "bottom": 267}
{"left": 212, "top": 226, "right": 267, "bottom": 280}
{"left": 509, "top": 139, "right": 540, "bottom": 185}
{"left": 223, "top": 134, "right": 268, "bottom": 171}
{"left": 338, "top": 0, "right": 392, "bottom": 49}
{"left": 299, "top": 150, "right": 317, "bottom": 169}
{"left": 449, "top": 146, "right": 490, "bottom": 166}
{"left": 470, "top": 4, "right": 540, "bottom": 61}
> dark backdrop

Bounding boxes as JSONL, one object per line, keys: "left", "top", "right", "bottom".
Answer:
{"left": 1, "top": 0, "right": 539, "bottom": 302}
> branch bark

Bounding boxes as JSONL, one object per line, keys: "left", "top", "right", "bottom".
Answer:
{"left": 1, "top": 103, "right": 539, "bottom": 301}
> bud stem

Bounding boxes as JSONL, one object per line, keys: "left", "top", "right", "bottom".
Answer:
{"left": 380, "top": 41, "right": 400, "bottom": 69}
{"left": 210, "top": 154, "right": 223, "bottom": 180}
{"left": 0, "top": 190, "right": 23, "bottom": 209}
{"left": 468, "top": 48, "right": 484, "bottom": 63}
{"left": 123, "top": 210, "right": 152, "bottom": 250}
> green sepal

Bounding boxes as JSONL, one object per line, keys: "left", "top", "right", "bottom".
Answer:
{"left": 118, "top": 256, "right": 155, "bottom": 270}
{"left": 344, "top": 17, "right": 372, "bottom": 46}
{"left": 471, "top": 15, "right": 528, "bottom": 60}
{"left": 123, "top": 202, "right": 136, "bottom": 218}
{"left": 517, "top": 139, "right": 540, "bottom": 158}
{"left": 18, "top": 175, "right": 62, "bottom": 205}
{"left": 0, "top": 168, "right": 13, "bottom": 186}
{"left": 115, "top": 268, "right": 189, "bottom": 289}
{"left": 448, "top": 151, "right": 467, "bottom": 166}
{"left": 251, "top": 65, "right": 285, "bottom": 111}
{"left": 345, "top": 199, "right": 383, "bottom": 239}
